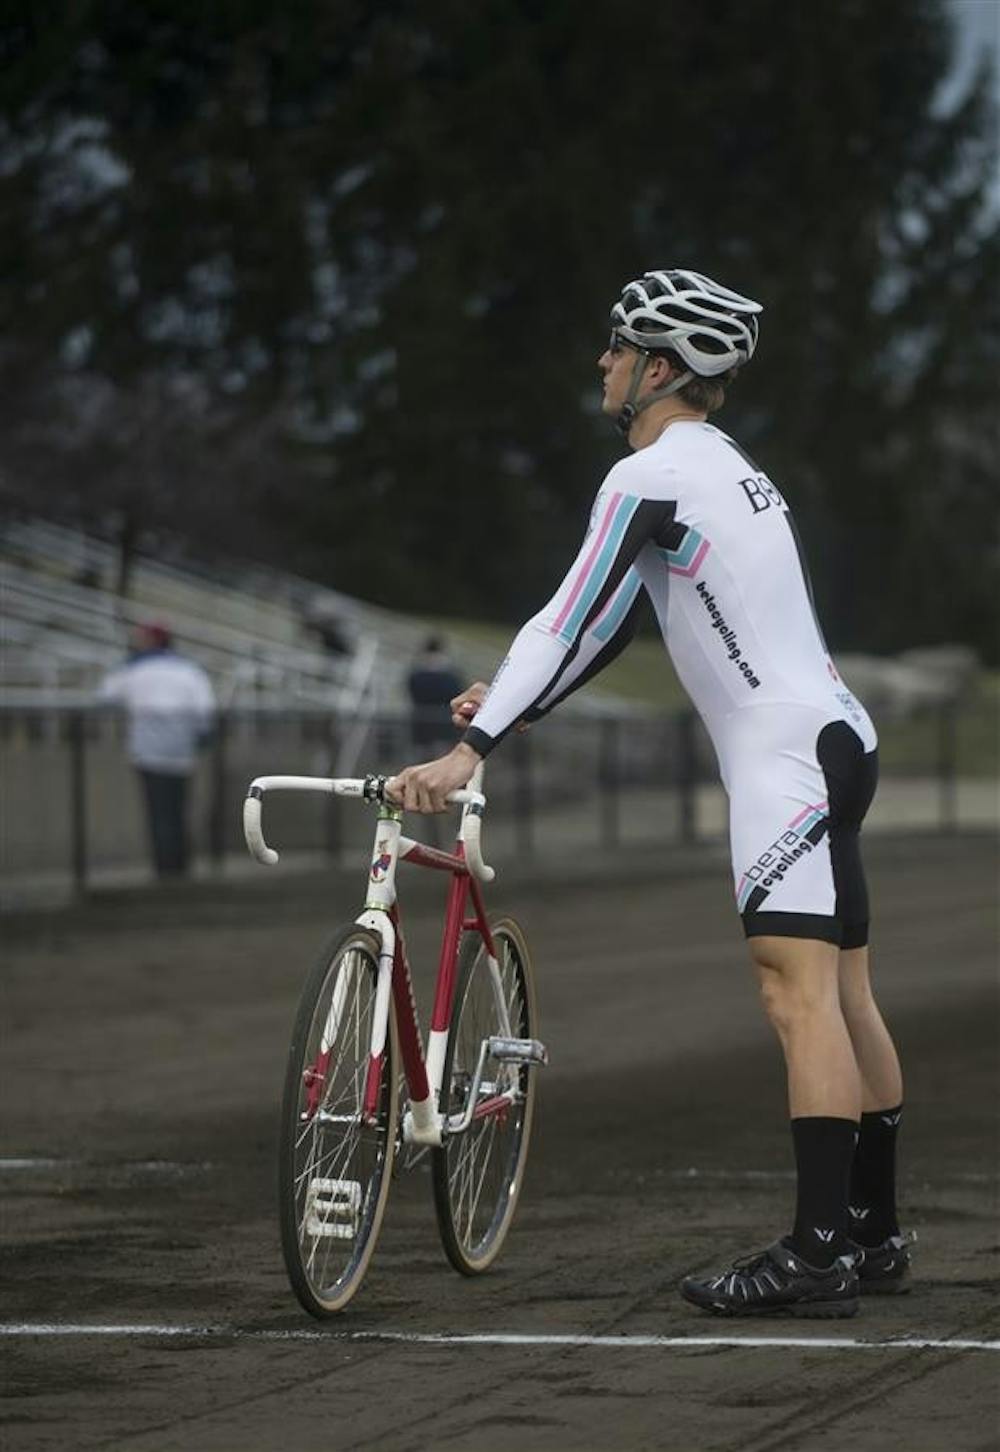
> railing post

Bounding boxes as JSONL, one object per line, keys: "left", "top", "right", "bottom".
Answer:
{"left": 69, "top": 709, "right": 88, "bottom": 896}
{"left": 325, "top": 715, "right": 342, "bottom": 857}
{"left": 938, "top": 701, "right": 958, "bottom": 833}
{"left": 209, "top": 710, "right": 228, "bottom": 867}
{"left": 599, "top": 717, "right": 620, "bottom": 849}
{"left": 676, "top": 709, "right": 697, "bottom": 844}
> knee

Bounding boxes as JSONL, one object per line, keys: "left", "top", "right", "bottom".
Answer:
{"left": 838, "top": 977, "right": 874, "bottom": 1025}
{"left": 838, "top": 978, "right": 889, "bottom": 1043}
{"left": 752, "top": 943, "right": 840, "bottom": 1037}
{"left": 757, "top": 967, "right": 798, "bottom": 1038}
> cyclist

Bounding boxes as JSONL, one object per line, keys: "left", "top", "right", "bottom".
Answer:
{"left": 389, "top": 270, "right": 909, "bottom": 1318}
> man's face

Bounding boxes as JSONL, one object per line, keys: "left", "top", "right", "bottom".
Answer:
{"left": 598, "top": 330, "right": 647, "bottom": 417}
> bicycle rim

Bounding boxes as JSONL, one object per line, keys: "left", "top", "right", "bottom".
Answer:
{"left": 432, "top": 917, "right": 537, "bottom": 1274}
{"left": 279, "top": 926, "right": 398, "bottom": 1315}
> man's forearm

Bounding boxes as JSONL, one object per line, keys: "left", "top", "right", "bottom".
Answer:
{"left": 461, "top": 620, "right": 572, "bottom": 756}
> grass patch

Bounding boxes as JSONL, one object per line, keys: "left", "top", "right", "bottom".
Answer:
{"left": 875, "top": 679, "right": 998, "bottom": 778}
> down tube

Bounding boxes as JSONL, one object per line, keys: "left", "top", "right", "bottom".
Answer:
{"left": 389, "top": 906, "right": 430, "bottom": 1105}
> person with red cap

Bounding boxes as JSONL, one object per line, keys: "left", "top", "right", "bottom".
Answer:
{"left": 99, "top": 623, "right": 216, "bottom": 877}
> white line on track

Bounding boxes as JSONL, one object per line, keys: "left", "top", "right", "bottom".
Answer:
{"left": 9, "top": 1160, "right": 991, "bottom": 1186}
{"left": 664, "top": 1169, "right": 995, "bottom": 1184}
{"left": 0, "top": 1159, "right": 213, "bottom": 1173}
{"left": 3, "top": 1160, "right": 990, "bottom": 1184}
{"left": 2, "top": 1326, "right": 997, "bottom": 1352}
{"left": 0, "top": 1159, "right": 83, "bottom": 1169}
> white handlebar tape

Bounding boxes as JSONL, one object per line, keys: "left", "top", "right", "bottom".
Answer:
{"left": 462, "top": 803, "right": 495, "bottom": 882}
{"left": 243, "top": 792, "right": 279, "bottom": 866}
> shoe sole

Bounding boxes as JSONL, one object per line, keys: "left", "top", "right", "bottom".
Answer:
{"left": 680, "top": 1291, "right": 859, "bottom": 1319}
{"left": 860, "top": 1278, "right": 911, "bottom": 1296}
{"left": 787, "top": 1297, "right": 859, "bottom": 1318}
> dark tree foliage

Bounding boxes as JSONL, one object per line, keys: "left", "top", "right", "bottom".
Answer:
{"left": 1, "top": 0, "right": 997, "bottom": 656}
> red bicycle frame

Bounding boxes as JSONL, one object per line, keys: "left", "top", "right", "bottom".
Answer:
{"left": 371, "top": 836, "right": 497, "bottom": 1126}
{"left": 242, "top": 769, "right": 501, "bottom": 1149}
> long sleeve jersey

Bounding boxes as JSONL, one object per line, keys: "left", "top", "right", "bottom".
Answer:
{"left": 462, "top": 420, "right": 874, "bottom": 783}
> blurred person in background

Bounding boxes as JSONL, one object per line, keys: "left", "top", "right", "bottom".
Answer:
{"left": 389, "top": 270, "right": 909, "bottom": 1320}
{"left": 405, "top": 635, "right": 463, "bottom": 847}
{"left": 99, "top": 623, "right": 216, "bottom": 878}
{"left": 407, "top": 635, "right": 463, "bottom": 758}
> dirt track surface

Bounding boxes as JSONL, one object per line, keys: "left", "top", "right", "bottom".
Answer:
{"left": 3, "top": 833, "right": 998, "bottom": 1451}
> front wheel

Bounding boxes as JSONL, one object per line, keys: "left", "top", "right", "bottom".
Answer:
{"left": 432, "top": 917, "right": 538, "bottom": 1274}
{"left": 278, "top": 925, "right": 398, "bottom": 1315}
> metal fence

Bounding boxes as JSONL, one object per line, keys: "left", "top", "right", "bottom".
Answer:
{"left": 0, "top": 700, "right": 996, "bottom": 902}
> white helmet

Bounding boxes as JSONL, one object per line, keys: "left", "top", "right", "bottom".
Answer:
{"left": 611, "top": 269, "right": 762, "bottom": 377}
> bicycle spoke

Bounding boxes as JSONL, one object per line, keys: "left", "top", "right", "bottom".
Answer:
{"left": 458, "top": 1115, "right": 497, "bottom": 1241}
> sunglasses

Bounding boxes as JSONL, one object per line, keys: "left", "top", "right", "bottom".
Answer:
{"left": 608, "top": 329, "right": 651, "bottom": 357}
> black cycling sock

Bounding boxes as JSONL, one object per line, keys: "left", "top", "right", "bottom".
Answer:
{"left": 848, "top": 1105, "right": 902, "bottom": 1246}
{"left": 786, "top": 1116, "right": 858, "bottom": 1267}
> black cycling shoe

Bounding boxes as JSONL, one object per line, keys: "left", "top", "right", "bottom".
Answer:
{"left": 848, "top": 1231, "right": 915, "bottom": 1295}
{"left": 680, "top": 1240, "right": 859, "bottom": 1318}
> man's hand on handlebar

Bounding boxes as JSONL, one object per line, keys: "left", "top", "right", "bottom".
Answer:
{"left": 387, "top": 741, "right": 484, "bottom": 814}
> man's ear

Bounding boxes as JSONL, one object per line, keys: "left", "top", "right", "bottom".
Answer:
{"left": 646, "top": 353, "right": 675, "bottom": 386}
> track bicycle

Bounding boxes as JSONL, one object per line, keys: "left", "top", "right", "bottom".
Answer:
{"left": 242, "top": 762, "right": 547, "bottom": 1316}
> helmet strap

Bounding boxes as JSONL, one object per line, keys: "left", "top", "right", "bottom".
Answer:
{"left": 615, "top": 353, "right": 695, "bottom": 439}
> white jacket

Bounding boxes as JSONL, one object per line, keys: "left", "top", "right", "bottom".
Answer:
{"left": 99, "top": 650, "right": 217, "bottom": 774}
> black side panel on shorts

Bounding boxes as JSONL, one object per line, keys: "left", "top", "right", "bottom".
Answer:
{"left": 818, "top": 721, "right": 879, "bottom": 830}
{"left": 817, "top": 721, "right": 879, "bottom": 949}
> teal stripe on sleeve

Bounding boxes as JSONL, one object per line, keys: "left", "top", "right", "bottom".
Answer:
{"left": 592, "top": 571, "right": 643, "bottom": 642}
{"left": 557, "top": 495, "right": 641, "bottom": 644}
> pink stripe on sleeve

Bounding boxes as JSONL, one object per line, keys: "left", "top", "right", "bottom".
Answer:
{"left": 550, "top": 492, "right": 621, "bottom": 639}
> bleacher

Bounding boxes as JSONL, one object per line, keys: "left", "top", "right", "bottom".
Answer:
{"left": 0, "top": 514, "right": 457, "bottom": 718}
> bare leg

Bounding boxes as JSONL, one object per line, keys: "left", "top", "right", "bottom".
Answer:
{"left": 837, "top": 946, "right": 903, "bottom": 1111}
{"left": 750, "top": 935, "right": 861, "bottom": 1120}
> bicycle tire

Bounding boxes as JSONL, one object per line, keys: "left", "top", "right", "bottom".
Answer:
{"left": 432, "top": 916, "right": 538, "bottom": 1275}
{"left": 278, "top": 924, "right": 399, "bottom": 1315}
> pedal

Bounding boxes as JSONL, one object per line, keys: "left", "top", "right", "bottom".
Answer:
{"left": 304, "top": 1177, "right": 361, "bottom": 1239}
{"left": 488, "top": 1036, "right": 548, "bottom": 1066}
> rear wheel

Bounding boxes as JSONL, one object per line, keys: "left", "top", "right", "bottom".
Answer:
{"left": 432, "top": 917, "right": 538, "bottom": 1274}
{"left": 279, "top": 925, "right": 398, "bottom": 1315}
